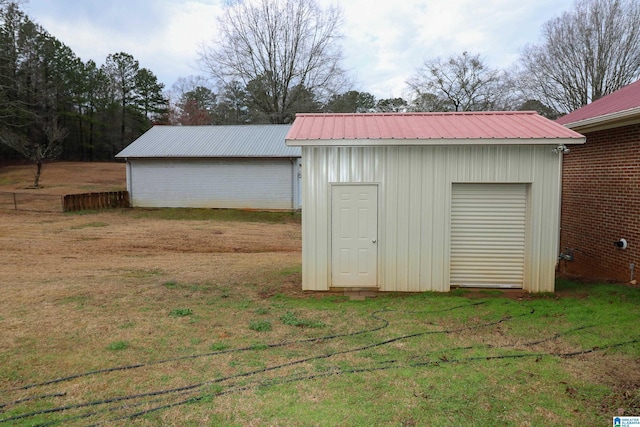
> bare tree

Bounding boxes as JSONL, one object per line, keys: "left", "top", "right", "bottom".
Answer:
{"left": 0, "top": 115, "right": 68, "bottom": 187}
{"left": 407, "top": 52, "right": 510, "bottom": 112}
{"left": 520, "top": 0, "right": 640, "bottom": 113}
{"left": 199, "top": 0, "right": 347, "bottom": 124}
{"left": 0, "top": 2, "right": 68, "bottom": 186}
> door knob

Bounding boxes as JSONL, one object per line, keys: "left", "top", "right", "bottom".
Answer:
{"left": 372, "top": 239, "right": 377, "bottom": 244}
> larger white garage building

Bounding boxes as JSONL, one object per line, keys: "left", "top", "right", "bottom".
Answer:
{"left": 116, "top": 125, "right": 301, "bottom": 210}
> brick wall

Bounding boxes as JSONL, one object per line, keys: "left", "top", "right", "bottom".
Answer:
{"left": 559, "top": 122, "right": 640, "bottom": 282}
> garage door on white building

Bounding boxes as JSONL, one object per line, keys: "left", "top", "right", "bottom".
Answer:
{"left": 450, "top": 183, "right": 528, "bottom": 288}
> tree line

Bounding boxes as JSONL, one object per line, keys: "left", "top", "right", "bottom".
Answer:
{"left": 0, "top": 2, "right": 167, "bottom": 180}
{"left": 2, "top": 0, "right": 640, "bottom": 180}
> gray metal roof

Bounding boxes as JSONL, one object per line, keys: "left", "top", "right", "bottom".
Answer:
{"left": 116, "top": 125, "right": 299, "bottom": 158}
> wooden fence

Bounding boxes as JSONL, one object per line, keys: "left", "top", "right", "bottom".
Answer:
{"left": 63, "top": 191, "right": 130, "bottom": 212}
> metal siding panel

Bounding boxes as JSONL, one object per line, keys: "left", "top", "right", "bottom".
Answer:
{"left": 383, "top": 147, "right": 399, "bottom": 291}
{"left": 419, "top": 149, "right": 435, "bottom": 291}
{"left": 527, "top": 148, "right": 561, "bottom": 292}
{"left": 407, "top": 147, "right": 424, "bottom": 292}
{"left": 129, "top": 159, "right": 294, "bottom": 209}
{"left": 312, "top": 147, "right": 328, "bottom": 291}
{"left": 450, "top": 183, "right": 528, "bottom": 288}
{"left": 395, "top": 149, "right": 411, "bottom": 291}
{"left": 302, "top": 147, "right": 319, "bottom": 290}
{"left": 316, "top": 148, "right": 331, "bottom": 290}
{"left": 301, "top": 144, "right": 560, "bottom": 293}
{"left": 432, "top": 147, "right": 450, "bottom": 291}
{"left": 338, "top": 147, "right": 351, "bottom": 181}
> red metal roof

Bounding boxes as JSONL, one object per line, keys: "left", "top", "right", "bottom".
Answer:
{"left": 286, "top": 111, "right": 584, "bottom": 145}
{"left": 556, "top": 80, "right": 640, "bottom": 126}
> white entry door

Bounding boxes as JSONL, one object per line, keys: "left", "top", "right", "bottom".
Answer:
{"left": 331, "top": 185, "right": 378, "bottom": 287}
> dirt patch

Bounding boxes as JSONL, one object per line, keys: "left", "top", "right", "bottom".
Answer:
{"left": 0, "top": 209, "right": 302, "bottom": 291}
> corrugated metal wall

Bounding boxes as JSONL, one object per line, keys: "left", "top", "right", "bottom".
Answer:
{"left": 128, "top": 158, "right": 301, "bottom": 210}
{"left": 301, "top": 145, "right": 561, "bottom": 293}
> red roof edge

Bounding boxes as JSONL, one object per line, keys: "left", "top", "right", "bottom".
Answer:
{"left": 556, "top": 79, "right": 640, "bottom": 126}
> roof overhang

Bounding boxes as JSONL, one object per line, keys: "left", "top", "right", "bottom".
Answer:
{"left": 560, "top": 106, "right": 640, "bottom": 133}
{"left": 116, "top": 155, "right": 301, "bottom": 160}
{"left": 286, "top": 137, "right": 585, "bottom": 147}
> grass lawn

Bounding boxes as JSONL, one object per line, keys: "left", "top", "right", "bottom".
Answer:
{"left": 1, "top": 277, "right": 638, "bottom": 425}
{"left": 0, "top": 206, "right": 638, "bottom": 425}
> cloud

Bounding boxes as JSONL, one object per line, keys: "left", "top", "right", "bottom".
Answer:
{"left": 25, "top": 0, "right": 575, "bottom": 99}
{"left": 26, "top": 0, "right": 222, "bottom": 89}
{"left": 325, "top": 0, "right": 574, "bottom": 98}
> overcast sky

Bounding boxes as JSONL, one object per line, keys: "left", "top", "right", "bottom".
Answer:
{"left": 24, "top": 0, "right": 575, "bottom": 99}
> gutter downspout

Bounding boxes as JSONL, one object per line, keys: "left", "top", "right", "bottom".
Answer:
{"left": 290, "top": 158, "right": 295, "bottom": 210}
{"left": 557, "top": 149, "right": 564, "bottom": 268}
{"left": 126, "top": 159, "right": 133, "bottom": 206}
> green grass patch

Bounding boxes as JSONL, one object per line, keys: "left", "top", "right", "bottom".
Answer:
{"left": 254, "top": 307, "right": 270, "bottom": 315}
{"left": 118, "top": 321, "right": 135, "bottom": 329}
{"left": 277, "top": 265, "right": 302, "bottom": 276}
{"left": 69, "top": 221, "right": 108, "bottom": 230}
{"left": 250, "top": 343, "right": 270, "bottom": 350}
{"left": 162, "top": 280, "right": 179, "bottom": 289}
{"left": 3, "top": 279, "right": 640, "bottom": 425}
{"left": 162, "top": 280, "right": 211, "bottom": 293}
{"left": 106, "top": 341, "right": 129, "bottom": 351}
{"left": 209, "top": 342, "right": 230, "bottom": 352}
{"left": 249, "top": 320, "right": 272, "bottom": 332}
{"left": 280, "top": 311, "right": 326, "bottom": 328}
{"left": 126, "top": 207, "right": 301, "bottom": 223}
{"left": 169, "top": 308, "right": 193, "bottom": 317}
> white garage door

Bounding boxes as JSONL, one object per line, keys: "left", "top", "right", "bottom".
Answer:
{"left": 450, "top": 183, "right": 528, "bottom": 288}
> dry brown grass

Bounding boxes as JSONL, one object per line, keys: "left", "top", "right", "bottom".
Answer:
{"left": 0, "top": 161, "right": 126, "bottom": 194}
{"left": 0, "top": 162, "right": 307, "bottom": 424}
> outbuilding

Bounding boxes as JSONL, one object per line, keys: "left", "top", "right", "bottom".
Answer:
{"left": 116, "top": 125, "right": 301, "bottom": 210}
{"left": 556, "top": 80, "right": 640, "bottom": 283}
{"left": 285, "top": 112, "right": 585, "bottom": 293}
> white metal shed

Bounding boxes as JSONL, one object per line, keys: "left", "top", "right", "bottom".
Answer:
{"left": 285, "top": 112, "right": 585, "bottom": 293}
{"left": 116, "top": 125, "right": 301, "bottom": 210}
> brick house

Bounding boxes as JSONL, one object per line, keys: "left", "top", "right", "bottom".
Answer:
{"left": 556, "top": 80, "right": 640, "bottom": 283}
